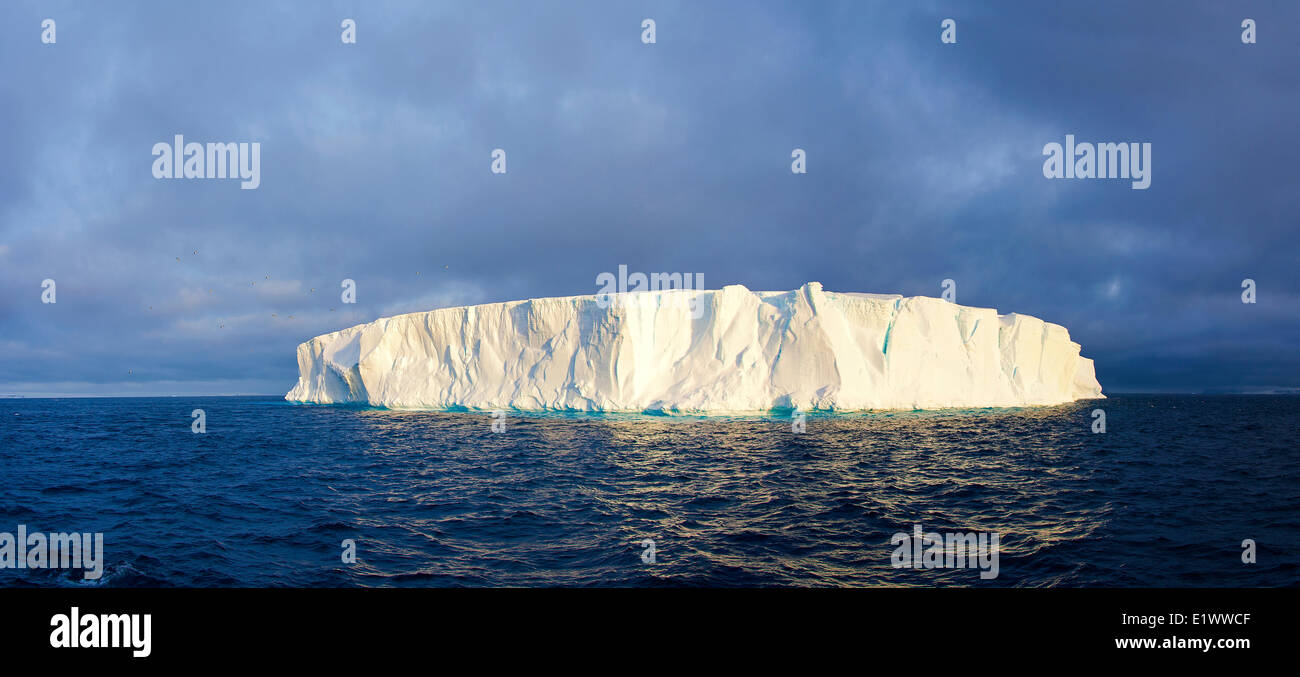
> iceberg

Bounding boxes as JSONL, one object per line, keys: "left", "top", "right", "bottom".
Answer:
{"left": 285, "top": 282, "right": 1102, "bottom": 413}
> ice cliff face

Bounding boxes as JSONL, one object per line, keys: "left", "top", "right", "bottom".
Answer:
{"left": 285, "top": 282, "right": 1102, "bottom": 413}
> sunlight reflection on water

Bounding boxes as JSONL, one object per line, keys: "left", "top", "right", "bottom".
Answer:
{"left": 1, "top": 395, "right": 1296, "bottom": 587}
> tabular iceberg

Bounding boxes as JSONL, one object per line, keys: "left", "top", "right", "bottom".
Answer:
{"left": 285, "top": 282, "right": 1102, "bottom": 413}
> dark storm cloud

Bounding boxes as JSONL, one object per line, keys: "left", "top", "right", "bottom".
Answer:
{"left": 0, "top": 0, "right": 1295, "bottom": 395}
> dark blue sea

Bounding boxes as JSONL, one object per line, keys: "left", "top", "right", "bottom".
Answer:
{"left": 0, "top": 395, "right": 1295, "bottom": 587}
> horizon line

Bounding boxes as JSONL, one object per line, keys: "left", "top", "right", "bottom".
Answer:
{"left": 3, "top": 391, "right": 1299, "bottom": 400}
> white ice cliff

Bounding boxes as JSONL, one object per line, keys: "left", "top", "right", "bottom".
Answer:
{"left": 285, "top": 283, "right": 1103, "bottom": 412}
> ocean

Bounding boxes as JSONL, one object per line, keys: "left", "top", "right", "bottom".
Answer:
{"left": 0, "top": 395, "right": 1295, "bottom": 587}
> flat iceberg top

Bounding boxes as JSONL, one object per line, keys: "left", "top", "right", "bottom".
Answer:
{"left": 285, "top": 282, "right": 1103, "bottom": 413}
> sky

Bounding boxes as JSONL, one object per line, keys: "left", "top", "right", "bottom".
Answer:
{"left": 1, "top": 0, "right": 1297, "bottom": 396}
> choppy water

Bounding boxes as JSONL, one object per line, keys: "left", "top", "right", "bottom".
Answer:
{"left": 0, "top": 395, "right": 1296, "bottom": 587}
